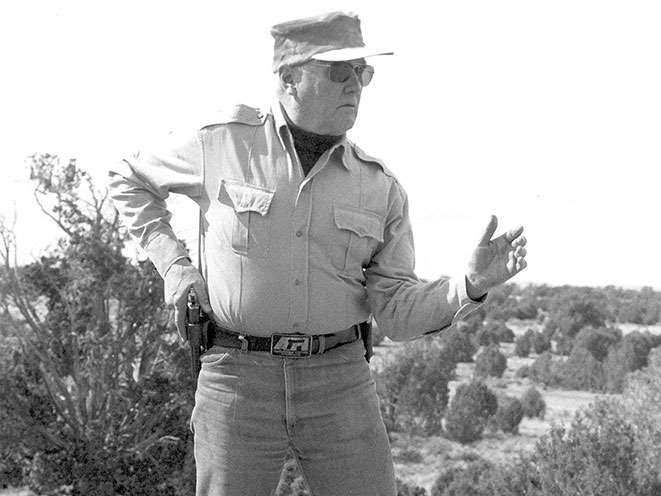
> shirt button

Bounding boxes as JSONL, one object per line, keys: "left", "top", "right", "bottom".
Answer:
{"left": 294, "top": 279, "right": 301, "bottom": 286}
{"left": 296, "top": 230, "right": 303, "bottom": 237}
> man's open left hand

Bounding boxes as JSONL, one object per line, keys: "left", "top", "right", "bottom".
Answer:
{"left": 466, "top": 215, "right": 527, "bottom": 299}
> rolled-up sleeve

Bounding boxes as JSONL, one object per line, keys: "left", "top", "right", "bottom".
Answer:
{"left": 365, "top": 181, "right": 484, "bottom": 341}
{"left": 107, "top": 130, "right": 204, "bottom": 277}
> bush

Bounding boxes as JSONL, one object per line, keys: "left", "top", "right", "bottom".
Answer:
{"left": 397, "top": 478, "right": 427, "bottom": 496}
{"left": 430, "top": 458, "right": 494, "bottom": 496}
{"left": 474, "top": 326, "right": 498, "bottom": 347}
{"left": 520, "top": 386, "right": 546, "bottom": 419}
{"left": 530, "top": 331, "right": 551, "bottom": 354}
{"left": 376, "top": 338, "right": 456, "bottom": 435}
{"left": 514, "top": 331, "right": 532, "bottom": 357}
{"left": 622, "top": 347, "right": 661, "bottom": 490}
{"left": 474, "top": 321, "right": 515, "bottom": 348}
{"left": 528, "top": 352, "right": 561, "bottom": 386}
{"left": 528, "top": 400, "right": 647, "bottom": 495}
{"left": 553, "top": 333, "right": 574, "bottom": 356}
{"left": 396, "top": 447, "right": 424, "bottom": 464}
{"left": 0, "top": 156, "right": 195, "bottom": 495}
{"left": 558, "top": 346, "right": 605, "bottom": 391}
{"left": 444, "top": 381, "right": 497, "bottom": 443}
{"left": 573, "top": 326, "right": 621, "bottom": 361}
{"left": 439, "top": 327, "right": 476, "bottom": 363}
{"left": 515, "top": 364, "right": 530, "bottom": 379}
{"left": 474, "top": 345, "right": 507, "bottom": 378}
{"left": 491, "top": 396, "right": 524, "bottom": 434}
{"left": 603, "top": 335, "right": 652, "bottom": 393}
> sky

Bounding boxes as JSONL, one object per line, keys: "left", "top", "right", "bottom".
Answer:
{"left": 1, "top": 0, "right": 660, "bottom": 289}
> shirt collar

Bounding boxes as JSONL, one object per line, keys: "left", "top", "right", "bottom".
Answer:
{"left": 270, "top": 98, "right": 353, "bottom": 171}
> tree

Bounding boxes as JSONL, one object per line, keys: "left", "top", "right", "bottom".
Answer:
{"left": 530, "top": 331, "right": 551, "bottom": 354}
{"left": 573, "top": 326, "right": 621, "bottom": 361}
{"left": 444, "top": 381, "right": 497, "bottom": 443}
{"left": 376, "top": 338, "right": 456, "bottom": 435}
{"left": 439, "top": 327, "right": 476, "bottom": 363}
{"left": 474, "top": 345, "right": 507, "bottom": 378}
{"left": 0, "top": 155, "right": 194, "bottom": 494}
{"left": 558, "top": 347, "right": 605, "bottom": 392}
{"left": 514, "top": 329, "right": 533, "bottom": 357}
{"left": 490, "top": 395, "right": 524, "bottom": 434}
{"left": 520, "top": 387, "right": 546, "bottom": 419}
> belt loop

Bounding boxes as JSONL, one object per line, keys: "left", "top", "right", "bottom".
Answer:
{"left": 317, "top": 335, "right": 326, "bottom": 354}
{"left": 238, "top": 334, "right": 249, "bottom": 353}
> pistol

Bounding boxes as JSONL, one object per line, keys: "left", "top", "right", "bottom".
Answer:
{"left": 186, "top": 288, "right": 209, "bottom": 382}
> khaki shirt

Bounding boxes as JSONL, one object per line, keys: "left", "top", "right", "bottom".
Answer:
{"left": 108, "top": 101, "right": 482, "bottom": 340}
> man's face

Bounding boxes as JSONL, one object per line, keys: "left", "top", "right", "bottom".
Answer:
{"left": 292, "top": 59, "right": 368, "bottom": 136}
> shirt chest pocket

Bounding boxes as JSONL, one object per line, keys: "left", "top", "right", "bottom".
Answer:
{"left": 332, "top": 205, "right": 384, "bottom": 272}
{"left": 219, "top": 179, "right": 275, "bottom": 258}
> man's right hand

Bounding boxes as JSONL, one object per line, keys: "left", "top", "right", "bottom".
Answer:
{"left": 163, "top": 259, "right": 212, "bottom": 339}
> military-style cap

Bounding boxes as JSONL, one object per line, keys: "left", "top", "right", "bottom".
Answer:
{"left": 270, "top": 11, "right": 393, "bottom": 72}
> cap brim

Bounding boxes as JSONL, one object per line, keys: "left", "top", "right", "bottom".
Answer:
{"left": 311, "top": 46, "right": 394, "bottom": 62}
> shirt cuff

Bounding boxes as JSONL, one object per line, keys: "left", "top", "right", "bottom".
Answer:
{"left": 142, "top": 230, "right": 190, "bottom": 278}
{"left": 454, "top": 273, "right": 487, "bottom": 320}
{"left": 421, "top": 275, "right": 486, "bottom": 338}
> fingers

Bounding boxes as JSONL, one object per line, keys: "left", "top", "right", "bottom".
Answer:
{"left": 194, "top": 280, "right": 213, "bottom": 314}
{"left": 505, "top": 226, "right": 524, "bottom": 243}
{"left": 478, "top": 215, "right": 498, "bottom": 246}
{"left": 174, "top": 305, "right": 186, "bottom": 336}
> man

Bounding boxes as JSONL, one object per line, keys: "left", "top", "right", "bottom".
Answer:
{"left": 108, "top": 11, "right": 527, "bottom": 496}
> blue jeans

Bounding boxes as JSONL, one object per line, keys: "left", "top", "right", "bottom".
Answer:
{"left": 190, "top": 338, "right": 396, "bottom": 496}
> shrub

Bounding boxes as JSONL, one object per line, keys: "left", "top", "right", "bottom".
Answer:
{"left": 396, "top": 447, "right": 424, "bottom": 464}
{"left": 430, "top": 458, "right": 494, "bottom": 496}
{"left": 558, "top": 346, "right": 605, "bottom": 391}
{"left": 515, "top": 364, "right": 530, "bottom": 378}
{"left": 530, "top": 331, "right": 551, "bottom": 354}
{"left": 520, "top": 386, "right": 546, "bottom": 419}
{"left": 529, "top": 399, "right": 645, "bottom": 495}
{"left": 475, "top": 321, "right": 515, "bottom": 347}
{"left": 444, "top": 381, "right": 497, "bottom": 443}
{"left": 491, "top": 396, "right": 524, "bottom": 434}
{"left": 622, "top": 348, "right": 661, "bottom": 490}
{"left": 603, "top": 336, "right": 651, "bottom": 393}
{"left": 474, "top": 345, "right": 507, "bottom": 378}
{"left": 553, "top": 333, "right": 574, "bottom": 356}
{"left": 493, "top": 323, "right": 516, "bottom": 343}
{"left": 376, "top": 338, "right": 456, "bottom": 435}
{"left": 474, "top": 326, "right": 498, "bottom": 347}
{"left": 439, "top": 327, "right": 476, "bottom": 363}
{"left": 514, "top": 332, "right": 531, "bottom": 357}
{"left": 573, "top": 326, "right": 621, "bottom": 361}
{"left": 397, "top": 478, "right": 428, "bottom": 496}
{"left": 528, "top": 352, "right": 561, "bottom": 386}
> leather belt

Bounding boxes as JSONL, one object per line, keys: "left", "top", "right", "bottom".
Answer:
{"left": 207, "top": 322, "right": 361, "bottom": 357}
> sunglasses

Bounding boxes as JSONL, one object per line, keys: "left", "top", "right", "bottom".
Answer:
{"left": 309, "top": 60, "right": 375, "bottom": 86}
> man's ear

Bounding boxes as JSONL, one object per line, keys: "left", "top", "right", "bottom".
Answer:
{"left": 279, "top": 66, "right": 299, "bottom": 95}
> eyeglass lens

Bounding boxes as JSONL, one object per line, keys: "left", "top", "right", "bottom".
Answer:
{"left": 329, "top": 62, "right": 374, "bottom": 86}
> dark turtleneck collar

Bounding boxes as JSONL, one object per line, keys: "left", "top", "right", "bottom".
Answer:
{"left": 283, "top": 110, "right": 342, "bottom": 176}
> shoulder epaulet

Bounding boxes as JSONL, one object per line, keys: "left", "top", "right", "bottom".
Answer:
{"left": 199, "top": 104, "right": 267, "bottom": 130}
{"left": 350, "top": 141, "right": 396, "bottom": 178}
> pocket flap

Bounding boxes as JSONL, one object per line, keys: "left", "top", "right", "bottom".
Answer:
{"left": 334, "top": 205, "right": 384, "bottom": 242}
{"left": 220, "top": 179, "right": 275, "bottom": 216}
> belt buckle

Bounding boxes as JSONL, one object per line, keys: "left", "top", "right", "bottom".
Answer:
{"left": 270, "top": 333, "right": 312, "bottom": 358}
